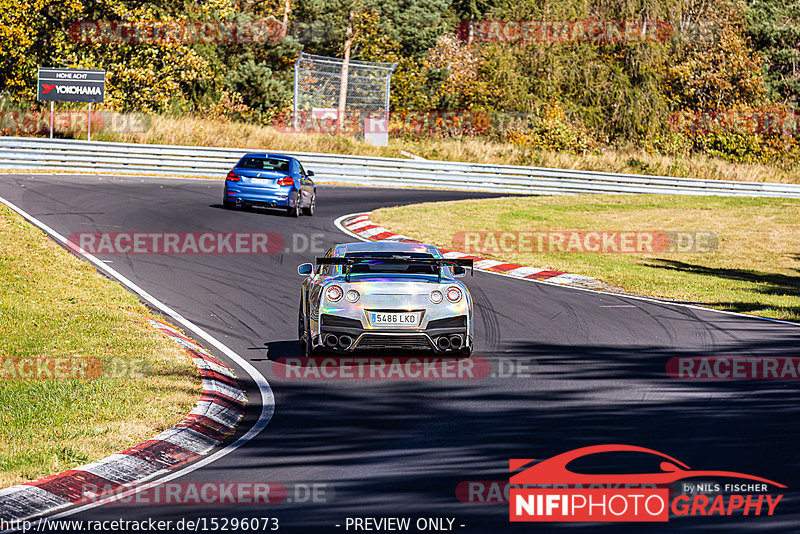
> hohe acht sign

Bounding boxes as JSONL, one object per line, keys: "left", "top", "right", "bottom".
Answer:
{"left": 37, "top": 67, "right": 105, "bottom": 103}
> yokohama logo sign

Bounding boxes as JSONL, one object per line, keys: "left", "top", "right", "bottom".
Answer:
{"left": 45, "top": 85, "right": 102, "bottom": 96}
{"left": 37, "top": 67, "right": 105, "bottom": 103}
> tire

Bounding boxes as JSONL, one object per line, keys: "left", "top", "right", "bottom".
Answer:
{"left": 290, "top": 192, "right": 302, "bottom": 218}
{"left": 223, "top": 198, "right": 235, "bottom": 209}
{"left": 298, "top": 304, "right": 315, "bottom": 357}
{"left": 297, "top": 306, "right": 305, "bottom": 351}
{"left": 302, "top": 194, "right": 316, "bottom": 216}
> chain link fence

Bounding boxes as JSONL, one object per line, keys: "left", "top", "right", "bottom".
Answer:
{"left": 292, "top": 53, "right": 396, "bottom": 134}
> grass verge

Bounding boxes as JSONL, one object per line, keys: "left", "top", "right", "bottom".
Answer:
{"left": 65, "top": 114, "right": 800, "bottom": 184}
{"left": 0, "top": 206, "right": 201, "bottom": 488}
{"left": 371, "top": 195, "right": 800, "bottom": 321}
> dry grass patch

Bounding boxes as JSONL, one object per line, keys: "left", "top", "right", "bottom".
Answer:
{"left": 75, "top": 114, "right": 800, "bottom": 184}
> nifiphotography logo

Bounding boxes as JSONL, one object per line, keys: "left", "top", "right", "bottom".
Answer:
{"left": 509, "top": 444, "right": 785, "bottom": 522}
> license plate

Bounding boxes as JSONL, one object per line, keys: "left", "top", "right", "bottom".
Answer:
{"left": 368, "top": 311, "right": 420, "bottom": 327}
{"left": 249, "top": 178, "right": 274, "bottom": 185}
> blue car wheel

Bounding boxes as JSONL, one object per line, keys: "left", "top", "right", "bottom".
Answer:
{"left": 302, "top": 193, "right": 316, "bottom": 216}
{"left": 290, "top": 191, "right": 302, "bottom": 217}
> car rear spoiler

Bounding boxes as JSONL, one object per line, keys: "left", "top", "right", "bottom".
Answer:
{"left": 316, "top": 256, "right": 474, "bottom": 282}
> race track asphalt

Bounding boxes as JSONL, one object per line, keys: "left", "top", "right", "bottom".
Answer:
{"left": 1, "top": 173, "right": 798, "bottom": 533}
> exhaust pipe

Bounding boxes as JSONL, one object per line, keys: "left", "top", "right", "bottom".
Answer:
{"left": 338, "top": 335, "right": 353, "bottom": 350}
{"left": 270, "top": 201, "right": 277, "bottom": 207}
{"left": 436, "top": 336, "right": 451, "bottom": 351}
{"left": 449, "top": 335, "right": 463, "bottom": 350}
{"left": 324, "top": 334, "right": 339, "bottom": 348}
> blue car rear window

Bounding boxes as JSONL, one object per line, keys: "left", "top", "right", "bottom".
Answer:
{"left": 238, "top": 157, "right": 291, "bottom": 172}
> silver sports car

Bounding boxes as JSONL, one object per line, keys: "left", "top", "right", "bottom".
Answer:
{"left": 297, "top": 241, "right": 474, "bottom": 357}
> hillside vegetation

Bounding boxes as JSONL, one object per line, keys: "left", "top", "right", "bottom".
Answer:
{"left": 1, "top": 0, "right": 798, "bottom": 168}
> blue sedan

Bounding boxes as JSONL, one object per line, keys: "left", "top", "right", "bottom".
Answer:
{"left": 223, "top": 153, "right": 316, "bottom": 216}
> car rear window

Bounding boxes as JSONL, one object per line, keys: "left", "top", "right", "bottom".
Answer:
{"left": 344, "top": 252, "right": 438, "bottom": 275}
{"left": 238, "top": 157, "right": 291, "bottom": 172}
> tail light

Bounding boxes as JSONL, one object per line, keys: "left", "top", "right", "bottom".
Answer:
{"left": 277, "top": 176, "right": 293, "bottom": 186}
{"left": 430, "top": 290, "right": 443, "bottom": 304}
{"left": 445, "top": 286, "right": 462, "bottom": 303}
{"left": 345, "top": 289, "right": 360, "bottom": 303}
{"left": 226, "top": 171, "right": 240, "bottom": 182}
{"left": 326, "top": 285, "right": 343, "bottom": 302}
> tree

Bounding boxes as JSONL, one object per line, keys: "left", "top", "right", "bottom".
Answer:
{"left": 746, "top": 0, "right": 800, "bottom": 105}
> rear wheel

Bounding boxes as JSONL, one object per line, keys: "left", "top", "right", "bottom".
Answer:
{"left": 223, "top": 198, "right": 235, "bottom": 209}
{"left": 290, "top": 192, "right": 302, "bottom": 217}
{"left": 302, "top": 194, "right": 316, "bottom": 216}
{"left": 298, "top": 304, "right": 315, "bottom": 357}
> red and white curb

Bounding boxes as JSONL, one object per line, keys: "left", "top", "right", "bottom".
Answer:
{"left": 339, "top": 212, "right": 608, "bottom": 290}
{"left": 0, "top": 318, "right": 245, "bottom": 523}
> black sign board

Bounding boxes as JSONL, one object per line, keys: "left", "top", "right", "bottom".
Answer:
{"left": 37, "top": 67, "right": 105, "bottom": 103}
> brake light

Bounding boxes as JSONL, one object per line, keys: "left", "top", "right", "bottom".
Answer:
{"left": 445, "top": 286, "right": 462, "bottom": 303}
{"left": 430, "top": 290, "right": 443, "bottom": 304}
{"left": 277, "top": 176, "right": 293, "bottom": 186}
{"left": 345, "top": 289, "right": 360, "bottom": 303}
{"left": 326, "top": 285, "right": 343, "bottom": 302}
{"left": 226, "top": 171, "right": 240, "bottom": 182}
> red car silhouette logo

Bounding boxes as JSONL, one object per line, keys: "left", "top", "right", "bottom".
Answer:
{"left": 510, "top": 444, "right": 785, "bottom": 487}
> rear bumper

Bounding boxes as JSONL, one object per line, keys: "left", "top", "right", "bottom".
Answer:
{"left": 225, "top": 185, "right": 295, "bottom": 207}
{"left": 316, "top": 322, "right": 471, "bottom": 354}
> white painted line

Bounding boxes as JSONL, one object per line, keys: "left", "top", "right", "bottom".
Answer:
{"left": 473, "top": 259, "right": 504, "bottom": 270}
{"left": 441, "top": 251, "right": 471, "bottom": 259}
{"left": 345, "top": 220, "right": 374, "bottom": 231}
{"left": 333, "top": 212, "right": 800, "bottom": 327}
{"left": 345, "top": 214, "right": 370, "bottom": 224}
{"left": 359, "top": 227, "right": 386, "bottom": 238}
{"left": 505, "top": 266, "right": 546, "bottom": 277}
{"left": 0, "top": 196, "right": 276, "bottom": 523}
{"left": 547, "top": 273, "right": 596, "bottom": 284}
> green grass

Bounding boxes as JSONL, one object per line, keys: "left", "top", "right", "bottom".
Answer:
{"left": 0, "top": 206, "right": 201, "bottom": 487}
{"left": 372, "top": 195, "right": 800, "bottom": 321}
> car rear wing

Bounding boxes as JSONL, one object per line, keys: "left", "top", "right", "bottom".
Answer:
{"left": 315, "top": 256, "right": 474, "bottom": 282}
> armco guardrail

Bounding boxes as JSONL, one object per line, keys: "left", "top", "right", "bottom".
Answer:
{"left": 2, "top": 136, "right": 800, "bottom": 198}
